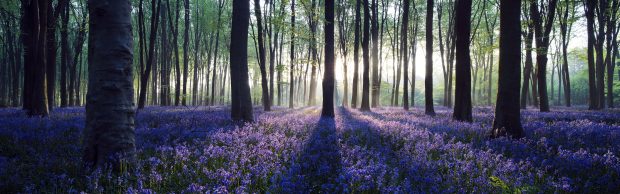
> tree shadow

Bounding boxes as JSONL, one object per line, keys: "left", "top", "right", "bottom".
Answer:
{"left": 338, "top": 108, "right": 414, "bottom": 190}
{"left": 280, "top": 117, "right": 342, "bottom": 193}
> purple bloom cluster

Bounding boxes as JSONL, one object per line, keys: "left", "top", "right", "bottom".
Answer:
{"left": 0, "top": 106, "right": 619, "bottom": 193}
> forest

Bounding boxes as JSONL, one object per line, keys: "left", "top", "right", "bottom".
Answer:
{"left": 0, "top": 0, "right": 619, "bottom": 192}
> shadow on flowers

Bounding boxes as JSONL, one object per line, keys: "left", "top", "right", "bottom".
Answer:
{"left": 279, "top": 117, "right": 343, "bottom": 193}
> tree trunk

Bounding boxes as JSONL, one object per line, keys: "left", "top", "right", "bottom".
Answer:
{"left": 192, "top": 3, "right": 202, "bottom": 105}
{"left": 322, "top": 0, "right": 335, "bottom": 117}
{"left": 138, "top": 0, "right": 161, "bottom": 109}
{"left": 351, "top": 0, "right": 361, "bottom": 108}
{"left": 181, "top": 0, "right": 189, "bottom": 106}
{"left": 337, "top": 0, "right": 349, "bottom": 107}
{"left": 530, "top": 0, "right": 558, "bottom": 112}
{"left": 401, "top": 0, "right": 410, "bottom": 110}
{"left": 83, "top": 0, "right": 136, "bottom": 170}
{"left": 230, "top": 0, "right": 254, "bottom": 121}
{"left": 605, "top": 0, "right": 619, "bottom": 108}
{"left": 160, "top": 2, "right": 170, "bottom": 106}
{"left": 211, "top": 0, "right": 224, "bottom": 106}
{"left": 60, "top": 2, "right": 69, "bottom": 107}
{"left": 360, "top": 0, "right": 371, "bottom": 111}
{"left": 22, "top": 0, "right": 49, "bottom": 116}
{"left": 307, "top": 0, "right": 318, "bottom": 106}
{"left": 45, "top": 1, "right": 63, "bottom": 111}
{"left": 453, "top": 0, "right": 472, "bottom": 122}
{"left": 490, "top": 0, "right": 524, "bottom": 139}
{"left": 584, "top": 0, "right": 598, "bottom": 110}
{"left": 371, "top": 0, "right": 380, "bottom": 107}
{"left": 289, "top": 0, "right": 296, "bottom": 109}
{"left": 594, "top": 0, "right": 606, "bottom": 109}
{"left": 253, "top": 0, "right": 271, "bottom": 111}
{"left": 425, "top": 0, "right": 435, "bottom": 116}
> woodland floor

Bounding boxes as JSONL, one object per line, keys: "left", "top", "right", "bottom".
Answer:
{"left": 0, "top": 106, "right": 619, "bottom": 193}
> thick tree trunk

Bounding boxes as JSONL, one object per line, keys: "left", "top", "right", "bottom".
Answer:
{"left": 22, "top": 0, "right": 49, "bottom": 116}
{"left": 322, "top": 0, "right": 335, "bottom": 117}
{"left": 360, "top": 0, "right": 371, "bottom": 111}
{"left": 230, "top": 0, "right": 254, "bottom": 121}
{"left": 453, "top": 0, "right": 472, "bottom": 122}
{"left": 425, "top": 0, "right": 435, "bottom": 116}
{"left": 490, "top": 0, "right": 524, "bottom": 139}
{"left": 83, "top": 0, "right": 136, "bottom": 170}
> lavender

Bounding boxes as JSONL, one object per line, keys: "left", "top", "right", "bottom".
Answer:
{"left": 0, "top": 106, "right": 619, "bottom": 193}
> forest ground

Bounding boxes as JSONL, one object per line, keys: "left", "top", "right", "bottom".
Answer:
{"left": 1, "top": 105, "right": 619, "bottom": 193}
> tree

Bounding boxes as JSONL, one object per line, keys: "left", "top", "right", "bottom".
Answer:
{"left": 530, "top": 0, "right": 558, "bottom": 112}
{"left": 584, "top": 0, "right": 598, "bottom": 110}
{"left": 360, "top": 0, "right": 371, "bottom": 111}
{"left": 401, "top": 0, "right": 410, "bottom": 110}
{"left": 322, "top": 0, "right": 335, "bottom": 117}
{"left": 307, "top": 0, "right": 319, "bottom": 106}
{"left": 230, "top": 0, "right": 254, "bottom": 121}
{"left": 60, "top": 1, "right": 70, "bottom": 107}
{"left": 22, "top": 0, "right": 49, "bottom": 117}
{"left": 138, "top": 0, "right": 161, "bottom": 109}
{"left": 557, "top": 0, "right": 575, "bottom": 107}
{"left": 210, "top": 0, "right": 224, "bottom": 106}
{"left": 45, "top": 0, "right": 67, "bottom": 111}
{"left": 425, "top": 0, "right": 435, "bottom": 116}
{"left": 370, "top": 0, "right": 380, "bottom": 107}
{"left": 253, "top": 0, "right": 271, "bottom": 111}
{"left": 351, "top": 0, "right": 361, "bottom": 108}
{"left": 490, "top": 0, "right": 524, "bottom": 138}
{"left": 453, "top": 0, "right": 472, "bottom": 122}
{"left": 604, "top": 0, "right": 619, "bottom": 108}
{"left": 289, "top": 0, "right": 296, "bottom": 109}
{"left": 520, "top": 3, "right": 535, "bottom": 109}
{"left": 182, "top": 0, "right": 190, "bottom": 106}
{"left": 337, "top": 0, "right": 350, "bottom": 107}
{"left": 83, "top": 0, "right": 136, "bottom": 169}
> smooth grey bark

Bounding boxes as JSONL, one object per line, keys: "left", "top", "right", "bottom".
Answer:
{"left": 83, "top": 0, "right": 136, "bottom": 169}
